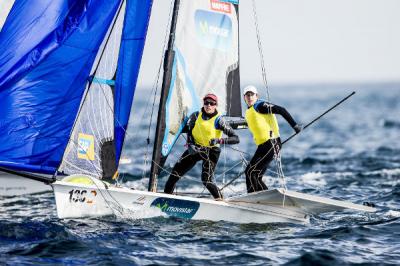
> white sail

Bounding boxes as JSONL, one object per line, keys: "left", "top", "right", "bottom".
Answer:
{"left": 161, "top": 0, "right": 241, "bottom": 156}
{"left": 58, "top": 2, "right": 127, "bottom": 179}
{"left": 174, "top": 0, "right": 240, "bottom": 113}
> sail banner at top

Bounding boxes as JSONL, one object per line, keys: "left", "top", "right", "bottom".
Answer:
{"left": 0, "top": 0, "right": 152, "bottom": 174}
{"left": 161, "top": 0, "right": 241, "bottom": 156}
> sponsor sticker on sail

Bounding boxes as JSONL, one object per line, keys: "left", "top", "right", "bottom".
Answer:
{"left": 210, "top": 0, "right": 232, "bottom": 14}
{"left": 195, "top": 10, "right": 232, "bottom": 51}
{"left": 77, "top": 133, "right": 95, "bottom": 160}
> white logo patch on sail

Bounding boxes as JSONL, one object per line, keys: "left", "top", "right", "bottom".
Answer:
{"left": 195, "top": 10, "right": 232, "bottom": 51}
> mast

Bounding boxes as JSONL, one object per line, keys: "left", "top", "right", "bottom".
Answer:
{"left": 148, "top": 0, "right": 181, "bottom": 192}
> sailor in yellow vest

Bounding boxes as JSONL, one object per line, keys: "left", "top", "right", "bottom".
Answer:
{"left": 164, "top": 93, "right": 239, "bottom": 199}
{"left": 244, "top": 85, "right": 302, "bottom": 193}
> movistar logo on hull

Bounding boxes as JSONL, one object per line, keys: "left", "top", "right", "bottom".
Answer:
{"left": 151, "top": 197, "right": 200, "bottom": 219}
{"left": 195, "top": 10, "right": 232, "bottom": 51}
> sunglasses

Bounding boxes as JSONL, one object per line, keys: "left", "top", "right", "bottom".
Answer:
{"left": 204, "top": 100, "right": 217, "bottom": 106}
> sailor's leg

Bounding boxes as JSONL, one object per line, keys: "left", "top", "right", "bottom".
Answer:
{"left": 201, "top": 148, "right": 222, "bottom": 199}
{"left": 164, "top": 150, "right": 199, "bottom": 194}
{"left": 245, "top": 144, "right": 266, "bottom": 193}
{"left": 245, "top": 160, "right": 257, "bottom": 193}
{"left": 253, "top": 140, "right": 276, "bottom": 191}
{"left": 259, "top": 138, "right": 283, "bottom": 190}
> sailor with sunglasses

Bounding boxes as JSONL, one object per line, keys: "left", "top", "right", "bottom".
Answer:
{"left": 164, "top": 93, "right": 239, "bottom": 200}
{"left": 243, "top": 85, "right": 302, "bottom": 193}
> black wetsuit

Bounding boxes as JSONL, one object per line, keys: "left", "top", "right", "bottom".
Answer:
{"left": 245, "top": 100, "right": 298, "bottom": 193}
{"left": 164, "top": 108, "right": 239, "bottom": 199}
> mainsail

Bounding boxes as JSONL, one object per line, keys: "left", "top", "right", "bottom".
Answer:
{"left": 0, "top": 0, "right": 153, "bottom": 176}
{"left": 149, "top": 0, "right": 241, "bottom": 191}
{"left": 162, "top": 0, "right": 241, "bottom": 156}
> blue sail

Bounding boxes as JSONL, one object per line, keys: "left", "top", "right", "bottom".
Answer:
{"left": 0, "top": 0, "right": 153, "bottom": 174}
{"left": 114, "top": 0, "right": 153, "bottom": 164}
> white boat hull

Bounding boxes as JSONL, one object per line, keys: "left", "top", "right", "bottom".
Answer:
{"left": 0, "top": 172, "right": 51, "bottom": 196}
{"left": 52, "top": 175, "right": 375, "bottom": 224}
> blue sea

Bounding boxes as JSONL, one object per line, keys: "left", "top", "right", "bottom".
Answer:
{"left": 1, "top": 84, "right": 399, "bottom": 265}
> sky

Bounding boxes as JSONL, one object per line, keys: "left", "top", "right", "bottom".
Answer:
{"left": 1, "top": 0, "right": 399, "bottom": 86}
{"left": 137, "top": 0, "right": 400, "bottom": 87}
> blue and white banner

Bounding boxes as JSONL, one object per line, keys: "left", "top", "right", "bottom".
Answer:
{"left": 161, "top": 0, "right": 241, "bottom": 157}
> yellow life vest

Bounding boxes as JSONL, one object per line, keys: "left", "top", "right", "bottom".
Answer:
{"left": 192, "top": 112, "right": 222, "bottom": 147}
{"left": 245, "top": 105, "right": 280, "bottom": 145}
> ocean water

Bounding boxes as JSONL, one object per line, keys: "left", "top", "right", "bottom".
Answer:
{"left": 1, "top": 84, "right": 399, "bottom": 265}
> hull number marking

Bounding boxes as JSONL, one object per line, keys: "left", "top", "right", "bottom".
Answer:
{"left": 68, "top": 189, "right": 97, "bottom": 204}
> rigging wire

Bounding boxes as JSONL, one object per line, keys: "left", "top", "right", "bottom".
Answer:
{"left": 251, "top": 0, "right": 287, "bottom": 189}
{"left": 251, "top": 0, "right": 270, "bottom": 102}
{"left": 142, "top": 0, "right": 175, "bottom": 179}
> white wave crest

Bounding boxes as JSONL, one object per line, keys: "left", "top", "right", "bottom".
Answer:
{"left": 363, "top": 168, "right": 400, "bottom": 177}
{"left": 386, "top": 210, "right": 400, "bottom": 218}
{"left": 114, "top": 205, "right": 167, "bottom": 221}
{"left": 299, "top": 172, "right": 327, "bottom": 187}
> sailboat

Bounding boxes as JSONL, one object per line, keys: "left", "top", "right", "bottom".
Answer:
{"left": 0, "top": 0, "right": 375, "bottom": 223}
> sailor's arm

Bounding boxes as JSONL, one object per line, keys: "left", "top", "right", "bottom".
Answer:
{"left": 227, "top": 119, "right": 248, "bottom": 129}
{"left": 215, "top": 117, "right": 239, "bottom": 144}
{"left": 256, "top": 102, "right": 301, "bottom": 132}
{"left": 183, "top": 112, "right": 199, "bottom": 145}
{"left": 182, "top": 112, "right": 198, "bottom": 133}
